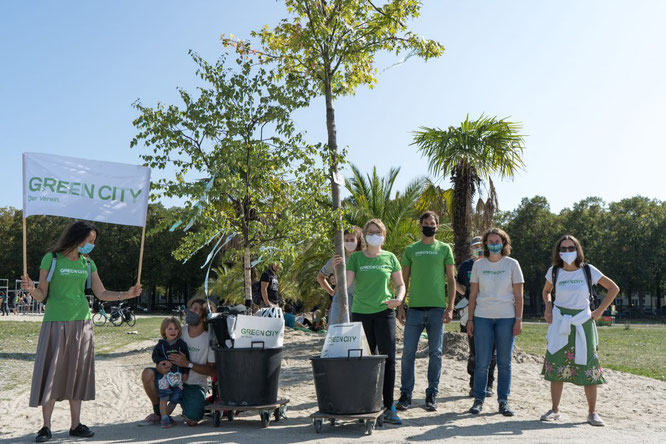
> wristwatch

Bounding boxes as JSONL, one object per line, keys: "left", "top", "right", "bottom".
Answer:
{"left": 187, "top": 362, "right": 194, "bottom": 369}
{"left": 516, "top": 317, "right": 522, "bottom": 321}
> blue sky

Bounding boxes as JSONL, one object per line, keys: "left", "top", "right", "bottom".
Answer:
{"left": 2, "top": 0, "right": 665, "bottom": 214}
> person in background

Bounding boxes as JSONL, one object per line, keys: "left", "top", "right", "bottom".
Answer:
{"left": 540, "top": 235, "right": 620, "bottom": 427}
{"left": 466, "top": 227, "right": 524, "bottom": 417}
{"left": 21, "top": 221, "right": 142, "bottom": 442}
{"left": 396, "top": 211, "right": 456, "bottom": 412}
{"left": 317, "top": 226, "right": 365, "bottom": 324}
{"left": 261, "top": 263, "right": 283, "bottom": 308}
{"left": 343, "top": 218, "right": 406, "bottom": 425}
{"left": 0, "top": 291, "right": 8, "bottom": 316}
{"left": 457, "top": 236, "right": 497, "bottom": 397}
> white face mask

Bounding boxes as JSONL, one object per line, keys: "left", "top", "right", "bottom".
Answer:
{"left": 559, "top": 251, "right": 578, "bottom": 265}
{"left": 365, "top": 234, "right": 384, "bottom": 247}
{"left": 344, "top": 241, "right": 357, "bottom": 252}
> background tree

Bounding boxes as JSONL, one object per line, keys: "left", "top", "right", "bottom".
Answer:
{"left": 501, "top": 196, "right": 562, "bottom": 315}
{"left": 131, "top": 49, "right": 330, "bottom": 304}
{"left": 252, "top": 0, "right": 444, "bottom": 323}
{"left": 412, "top": 114, "right": 526, "bottom": 264}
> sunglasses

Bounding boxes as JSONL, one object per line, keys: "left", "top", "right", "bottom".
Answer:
{"left": 559, "top": 246, "right": 576, "bottom": 252}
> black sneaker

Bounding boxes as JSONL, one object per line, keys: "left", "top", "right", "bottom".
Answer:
{"left": 424, "top": 394, "right": 438, "bottom": 412}
{"left": 396, "top": 392, "right": 411, "bottom": 411}
{"left": 499, "top": 401, "right": 515, "bottom": 417}
{"left": 35, "top": 427, "right": 51, "bottom": 442}
{"left": 468, "top": 399, "right": 483, "bottom": 415}
{"left": 69, "top": 424, "right": 95, "bottom": 438}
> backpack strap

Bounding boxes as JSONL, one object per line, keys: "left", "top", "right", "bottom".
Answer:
{"left": 582, "top": 263, "right": 595, "bottom": 307}
{"left": 551, "top": 267, "right": 559, "bottom": 302}
{"left": 46, "top": 255, "right": 58, "bottom": 282}
{"left": 85, "top": 257, "right": 92, "bottom": 293}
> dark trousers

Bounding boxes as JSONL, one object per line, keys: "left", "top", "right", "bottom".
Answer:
{"left": 352, "top": 309, "right": 396, "bottom": 409}
{"left": 1, "top": 300, "right": 8, "bottom": 315}
{"left": 460, "top": 324, "right": 496, "bottom": 389}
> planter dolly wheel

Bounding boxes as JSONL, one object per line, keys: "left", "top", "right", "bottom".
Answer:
{"left": 377, "top": 414, "right": 384, "bottom": 427}
{"left": 313, "top": 418, "right": 323, "bottom": 433}
{"left": 213, "top": 410, "right": 221, "bottom": 427}
{"left": 225, "top": 410, "right": 235, "bottom": 421}
{"left": 274, "top": 405, "right": 287, "bottom": 422}
{"left": 328, "top": 418, "right": 336, "bottom": 426}
{"left": 365, "top": 419, "right": 376, "bottom": 435}
{"left": 260, "top": 411, "right": 271, "bottom": 428}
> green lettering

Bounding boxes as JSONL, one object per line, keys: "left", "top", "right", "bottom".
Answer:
{"left": 119, "top": 188, "right": 126, "bottom": 202}
{"left": 69, "top": 182, "right": 81, "bottom": 196}
{"left": 29, "top": 177, "right": 42, "bottom": 192}
{"left": 112, "top": 186, "right": 117, "bottom": 201}
{"left": 83, "top": 183, "right": 94, "bottom": 199}
{"left": 56, "top": 180, "right": 69, "bottom": 194}
{"left": 130, "top": 188, "right": 142, "bottom": 202}
{"left": 42, "top": 177, "right": 56, "bottom": 193}
{"left": 98, "top": 185, "right": 112, "bottom": 200}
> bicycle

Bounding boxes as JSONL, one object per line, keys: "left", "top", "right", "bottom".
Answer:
{"left": 93, "top": 302, "right": 136, "bottom": 327}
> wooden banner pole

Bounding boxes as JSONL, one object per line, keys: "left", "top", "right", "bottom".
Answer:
{"left": 22, "top": 218, "right": 27, "bottom": 277}
{"left": 136, "top": 224, "right": 146, "bottom": 284}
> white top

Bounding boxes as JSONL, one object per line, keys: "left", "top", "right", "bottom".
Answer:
{"left": 182, "top": 325, "right": 215, "bottom": 389}
{"left": 471, "top": 256, "right": 524, "bottom": 319}
{"left": 545, "top": 264, "right": 603, "bottom": 310}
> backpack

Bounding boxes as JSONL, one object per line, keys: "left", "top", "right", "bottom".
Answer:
{"left": 44, "top": 254, "right": 92, "bottom": 304}
{"left": 551, "top": 263, "right": 597, "bottom": 308}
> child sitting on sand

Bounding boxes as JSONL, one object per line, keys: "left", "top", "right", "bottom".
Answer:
{"left": 152, "top": 317, "right": 190, "bottom": 428}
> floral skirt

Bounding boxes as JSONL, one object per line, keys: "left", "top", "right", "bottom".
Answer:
{"left": 541, "top": 307, "right": 606, "bottom": 386}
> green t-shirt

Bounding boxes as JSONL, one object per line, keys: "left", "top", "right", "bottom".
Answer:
{"left": 40, "top": 252, "right": 97, "bottom": 322}
{"left": 401, "top": 240, "right": 454, "bottom": 308}
{"left": 347, "top": 250, "right": 401, "bottom": 314}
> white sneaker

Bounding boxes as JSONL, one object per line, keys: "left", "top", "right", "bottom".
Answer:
{"left": 540, "top": 409, "right": 561, "bottom": 421}
{"left": 587, "top": 412, "right": 605, "bottom": 426}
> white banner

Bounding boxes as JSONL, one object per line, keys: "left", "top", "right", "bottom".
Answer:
{"left": 22, "top": 152, "right": 151, "bottom": 227}
{"left": 232, "top": 314, "right": 284, "bottom": 349}
{"left": 321, "top": 322, "right": 371, "bottom": 358}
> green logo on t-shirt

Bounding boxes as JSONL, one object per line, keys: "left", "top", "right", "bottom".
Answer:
{"left": 482, "top": 270, "right": 505, "bottom": 275}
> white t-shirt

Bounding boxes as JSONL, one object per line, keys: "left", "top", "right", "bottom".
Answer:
{"left": 182, "top": 325, "right": 215, "bottom": 389}
{"left": 471, "top": 256, "right": 524, "bottom": 319}
{"left": 545, "top": 264, "right": 603, "bottom": 310}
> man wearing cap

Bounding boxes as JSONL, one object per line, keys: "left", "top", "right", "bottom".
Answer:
{"left": 457, "top": 236, "right": 496, "bottom": 397}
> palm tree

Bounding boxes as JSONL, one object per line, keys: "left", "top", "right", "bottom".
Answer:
{"left": 344, "top": 164, "right": 427, "bottom": 255}
{"left": 412, "top": 115, "right": 526, "bottom": 264}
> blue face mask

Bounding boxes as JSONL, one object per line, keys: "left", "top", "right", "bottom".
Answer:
{"left": 487, "top": 243, "right": 503, "bottom": 254}
{"left": 78, "top": 243, "right": 95, "bottom": 254}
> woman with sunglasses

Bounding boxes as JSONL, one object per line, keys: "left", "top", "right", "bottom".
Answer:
{"left": 540, "top": 235, "right": 619, "bottom": 426}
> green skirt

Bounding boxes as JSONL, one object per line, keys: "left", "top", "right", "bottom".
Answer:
{"left": 541, "top": 307, "right": 606, "bottom": 386}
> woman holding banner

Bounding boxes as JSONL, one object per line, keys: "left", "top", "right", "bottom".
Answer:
{"left": 22, "top": 221, "right": 142, "bottom": 442}
{"left": 342, "top": 218, "right": 406, "bottom": 425}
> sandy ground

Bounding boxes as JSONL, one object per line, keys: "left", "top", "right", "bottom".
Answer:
{"left": 1, "top": 317, "right": 665, "bottom": 444}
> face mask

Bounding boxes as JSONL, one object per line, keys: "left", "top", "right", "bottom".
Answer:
{"left": 185, "top": 310, "right": 201, "bottom": 326}
{"left": 559, "top": 251, "right": 578, "bottom": 265}
{"left": 344, "top": 241, "right": 357, "bottom": 252}
{"left": 365, "top": 234, "right": 384, "bottom": 247}
{"left": 421, "top": 226, "right": 437, "bottom": 237}
{"left": 487, "top": 243, "right": 503, "bottom": 254}
{"left": 473, "top": 248, "right": 483, "bottom": 258}
{"left": 78, "top": 243, "right": 95, "bottom": 254}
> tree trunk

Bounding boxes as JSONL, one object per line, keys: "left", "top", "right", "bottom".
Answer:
{"left": 243, "top": 245, "right": 252, "bottom": 305}
{"left": 325, "top": 79, "right": 349, "bottom": 324}
{"left": 452, "top": 169, "right": 472, "bottom": 265}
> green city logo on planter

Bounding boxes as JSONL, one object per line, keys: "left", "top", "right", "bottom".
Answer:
{"left": 28, "top": 176, "right": 143, "bottom": 203}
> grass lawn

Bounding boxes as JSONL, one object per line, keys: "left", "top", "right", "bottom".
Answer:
{"left": 0, "top": 316, "right": 164, "bottom": 355}
{"left": 513, "top": 322, "right": 666, "bottom": 382}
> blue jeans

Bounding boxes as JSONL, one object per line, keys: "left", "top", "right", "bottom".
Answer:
{"left": 400, "top": 307, "right": 445, "bottom": 397}
{"left": 473, "top": 316, "right": 515, "bottom": 403}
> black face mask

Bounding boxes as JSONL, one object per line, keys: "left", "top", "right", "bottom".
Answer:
{"left": 185, "top": 310, "right": 201, "bottom": 326}
{"left": 422, "top": 226, "right": 437, "bottom": 237}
